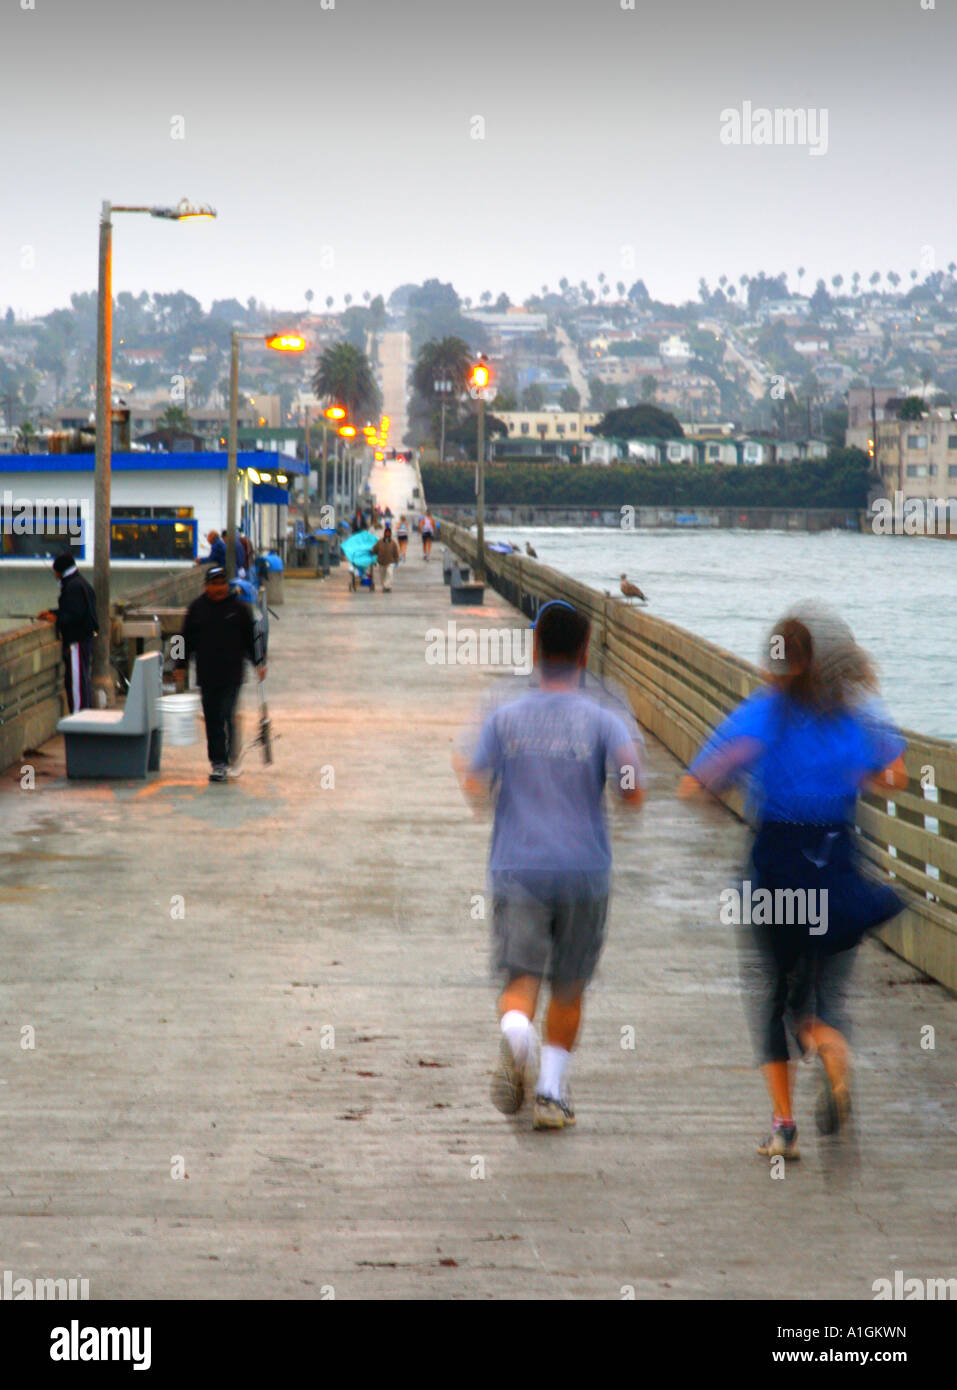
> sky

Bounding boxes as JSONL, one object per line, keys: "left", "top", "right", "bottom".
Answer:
{"left": 1, "top": 0, "right": 955, "bottom": 318}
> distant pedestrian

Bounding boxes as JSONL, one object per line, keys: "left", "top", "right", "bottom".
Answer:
{"left": 679, "top": 600, "right": 906, "bottom": 1161}
{"left": 373, "top": 526, "right": 400, "bottom": 593}
{"left": 175, "top": 566, "right": 265, "bottom": 783}
{"left": 37, "top": 550, "right": 99, "bottom": 713}
{"left": 396, "top": 515, "right": 409, "bottom": 561}
{"left": 457, "top": 600, "right": 645, "bottom": 1130}
{"left": 420, "top": 511, "right": 436, "bottom": 560}
{"left": 197, "top": 530, "right": 226, "bottom": 568}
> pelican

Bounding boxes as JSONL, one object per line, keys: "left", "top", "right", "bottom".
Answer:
{"left": 525, "top": 541, "right": 538, "bottom": 558}
{"left": 620, "top": 573, "right": 647, "bottom": 603}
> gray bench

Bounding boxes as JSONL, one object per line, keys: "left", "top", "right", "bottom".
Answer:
{"left": 57, "top": 652, "right": 163, "bottom": 779}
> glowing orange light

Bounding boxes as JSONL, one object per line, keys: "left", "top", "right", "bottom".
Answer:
{"left": 325, "top": 406, "right": 346, "bottom": 420}
{"left": 265, "top": 333, "right": 307, "bottom": 352}
{"left": 470, "top": 361, "right": 490, "bottom": 389}
{"left": 339, "top": 425, "right": 357, "bottom": 437}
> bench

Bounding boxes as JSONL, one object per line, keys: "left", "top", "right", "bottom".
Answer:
{"left": 57, "top": 652, "right": 163, "bottom": 779}
{"left": 450, "top": 564, "right": 485, "bottom": 606}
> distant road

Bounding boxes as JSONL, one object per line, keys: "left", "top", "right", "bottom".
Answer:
{"left": 555, "top": 324, "right": 590, "bottom": 402}
{"left": 702, "top": 318, "right": 773, "bottom": 399}
{"left": 378, "top": 329, "right": 411, "bottom": 447}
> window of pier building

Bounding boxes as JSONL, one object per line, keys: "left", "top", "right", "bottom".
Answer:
{"left": 110, "top": 506, "right": 197, "bottom": 560}
{"left": 907, "top": 434, "right": 928, "bottom": 450}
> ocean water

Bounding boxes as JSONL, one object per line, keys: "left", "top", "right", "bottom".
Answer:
{"left": 487, "top": 526, "right": 957, "bottom": 742}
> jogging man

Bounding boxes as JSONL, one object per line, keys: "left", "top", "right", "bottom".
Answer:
{"left": 175, "top": 566, "right": 264, "bottom": 782}
{"left": 420, "top": 511, "right": 436, "bottom": 560}
{"left": 38, "top": 550, "right": 99, "bottom": 713}
{"left": 457, "top": 600, "right": 645, "bottom": 1129}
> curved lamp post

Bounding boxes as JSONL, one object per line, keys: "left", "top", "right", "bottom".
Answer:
{"left": 93, "top": 198, "right": 216, "bottom": 702}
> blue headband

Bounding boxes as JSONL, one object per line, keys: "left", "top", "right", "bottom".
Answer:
{"left": 531, "top": 599, "right": 576, "bottom": 629}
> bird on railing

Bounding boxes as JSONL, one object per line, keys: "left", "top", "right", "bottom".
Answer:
{"left": 620, "top": 573, "right": 647, "bottom": 603}
{"left": 525, "top": 541, "right": 538, "bottom": 558}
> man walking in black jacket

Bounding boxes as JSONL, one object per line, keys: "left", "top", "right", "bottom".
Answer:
{"left": 38, "top": 551, "right": 99, "bottom": 713}
{"left": 175, "top": 567, "right": 264, "bottom": 782}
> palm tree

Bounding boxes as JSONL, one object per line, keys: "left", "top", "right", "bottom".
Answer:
{"left": 412, "top": 337, "right": 473, "bottom": 399}
{"left": 910, "top": 269, "right": 918, "bottom": 283}
{"left": 362, "top": 290, "right": 371, "bottom": 303}
{"left": 831, "top": 275, "right": 843, "bottom": 293}
{"left": 616, "top": 280, "right": 626, "bottom": 298}
{"left": 344, "top": 293, "right": 353, "bottom": 307}
{"left": 851, "top": 272, "right": 861, "bottom": 295}
{"left": 558, "top": 277, "right": 569, "bottom": 295}
{"left": 887, "top": 271, "right": 901, "bottom": 291}
{"left": 797, "top": 265, "right": 805, "bottom": 289}
{"left": 159, "top": 404, "right": 190, "bottom": 430}
{"left": 312, "top": 342, "right": 381, "bottom": 421}
{"left": 305, "top": 289, "right": 314, "bottom": 309}
{"left": 325, "top": 295, "right": 334, "bottom": 310}
{"left": 869, "top": 272, "right": 881, "bottom": 291}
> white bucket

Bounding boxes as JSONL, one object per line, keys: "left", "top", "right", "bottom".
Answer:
{"left": 160, "top": 693, "right": 201, "bottom": 747}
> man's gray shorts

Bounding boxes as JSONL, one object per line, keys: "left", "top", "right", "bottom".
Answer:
{"left": 492, "top": 874, "right": 609, "bottom": 985}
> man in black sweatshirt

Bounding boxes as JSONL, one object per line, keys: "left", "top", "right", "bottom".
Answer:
{"left": 175, "top": 567, "right": 264, "bottom": 782}
{"left": 38, "top": 551, "right": 99, "bottom": 713}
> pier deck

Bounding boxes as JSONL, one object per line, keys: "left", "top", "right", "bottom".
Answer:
{"left": 0, "top": 549, "right": 953, "bottom": 1299}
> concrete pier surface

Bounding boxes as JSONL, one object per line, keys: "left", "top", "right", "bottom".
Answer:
{"left": 0, "top": 549, "right": 954, "bottom": 1301}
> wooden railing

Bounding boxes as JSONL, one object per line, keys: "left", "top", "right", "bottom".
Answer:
{"left": 442, "top": 521, "right": 957, "bottom": 992}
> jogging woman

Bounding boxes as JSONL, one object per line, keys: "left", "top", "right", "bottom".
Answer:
{"left": 396, "top": 515, "right": 409, "bottom": 561}
{"left": 678, "top": 601, "right": 906, "bottom": 1160}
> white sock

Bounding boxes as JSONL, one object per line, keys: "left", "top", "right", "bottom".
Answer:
{"left": 537, "top": 1044, "right": 570, "bottom": 1101}
{"left": 500, "top": 1010, "right": 533, "bottom": 1064}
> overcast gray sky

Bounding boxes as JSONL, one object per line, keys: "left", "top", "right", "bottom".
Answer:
{"left": 2, "top": 0, "right": 954, "bottom": 316}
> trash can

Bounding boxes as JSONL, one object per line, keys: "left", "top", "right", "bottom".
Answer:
{"left": 263, "top": 550, "right": 284, "bottom": 604}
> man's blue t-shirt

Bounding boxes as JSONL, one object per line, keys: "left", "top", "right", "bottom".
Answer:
{"left": 470, "top": 689, "right": 644, "bottom": 888}
{"left": 689, "top": 687, "right": 905, "bottom": 824}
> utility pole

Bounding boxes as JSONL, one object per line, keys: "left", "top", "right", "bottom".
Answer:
{"left": 226, "top": 329, "right": 239, "bottom": 580}
{"left": 92, "top": 201, "right": 113, "bottom": 705}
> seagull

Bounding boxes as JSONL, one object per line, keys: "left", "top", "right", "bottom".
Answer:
{"left": 620, "top": 573, "right": 647, "bottom": 603}
{"left": 525, "top": 541, "right": 538, "bottom": 558}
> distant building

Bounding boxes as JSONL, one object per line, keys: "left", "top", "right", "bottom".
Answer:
{"left": 0, "top": 451, "right": 304, "bottom": 565}
{"left": 659, "top": 335, "right": 692, "bottom": 363}
{"left": 876, "top": 412, "right": 957, "bottom": 502}
{"left": 845, "top": 386, "right": 898, "bottom": 451}
{"left": 497, "top": 410, "right": 603, "bottom": 443}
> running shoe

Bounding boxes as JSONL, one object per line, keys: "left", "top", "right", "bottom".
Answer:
{"left": 490, "top": 1036, "right": 526, "bottom": 1114}
{"left": 814, "top": 1075, "right": 852, "bottom": 1135}
{"left": 758, "top": 1123, "right": 800, "bottom": 1159}
{"left": 532, "top": 1094, "right": 576, "bottom": 1130}
{"left": 208, "top": 764, "right": 228, "bottom": 783}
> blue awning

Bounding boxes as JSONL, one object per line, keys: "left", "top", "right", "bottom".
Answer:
{"left": 252, "top": 483, "right": 289, "bottom": 505}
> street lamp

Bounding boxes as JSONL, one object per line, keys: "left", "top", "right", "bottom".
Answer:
{"left": 226, "top": 330, "right": 306, "bottom": 578}
{"left": 323, "top": 406, "right": 346, "bottom": 517}
{"left": 93, "top": 197, "right": 216, "bottom": 702}
{"left": 468, "top": 355, "right": 492, "bottom": 580}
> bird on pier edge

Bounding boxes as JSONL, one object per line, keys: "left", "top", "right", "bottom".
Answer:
{"left": 525, "top": 541, "right": 538, "bottom": 558}
{"left": 620, "top": 573, "right": 647, "bottom": 603}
